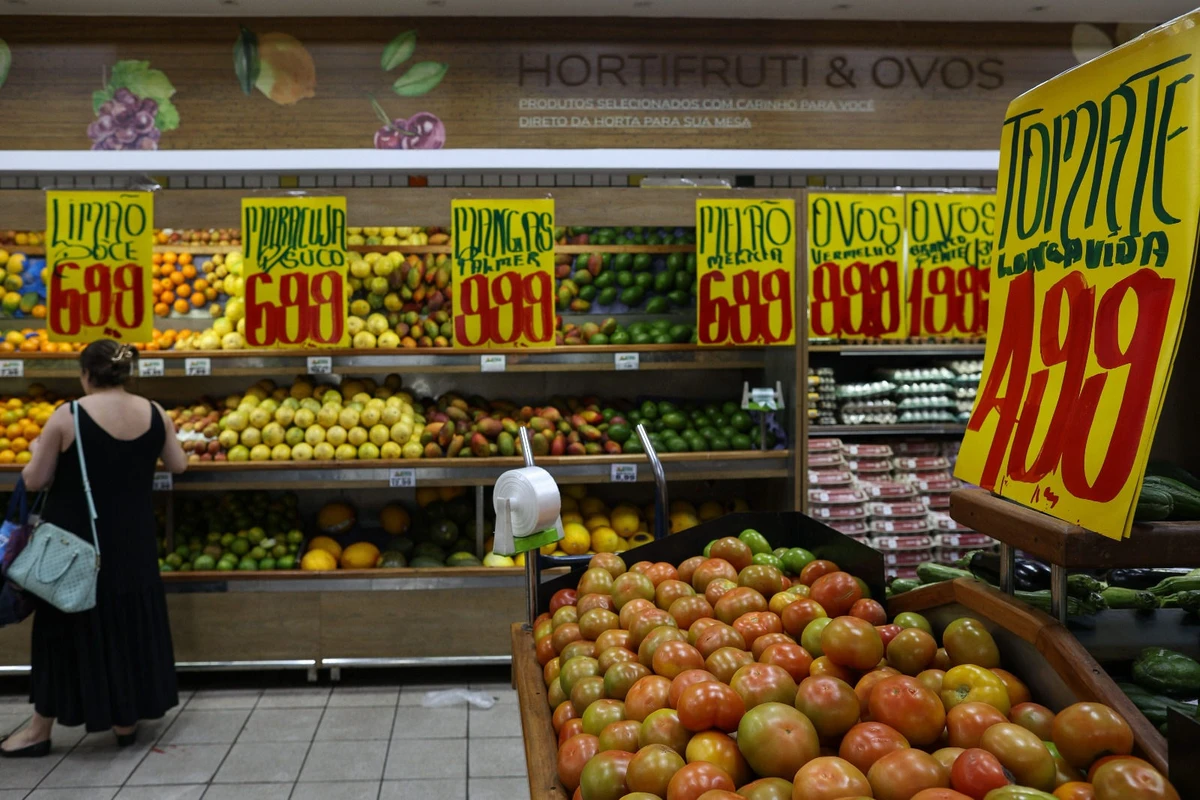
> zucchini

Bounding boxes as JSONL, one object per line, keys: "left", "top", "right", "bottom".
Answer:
{"left": 1107, "top": 568, "right": 1193, "bottom": 589}
{"left": 1143, "top": 475, "right": 1200, "bottom": 520}
{"left": 1101, "top": 586, "right": 1160, "bottom": 610}
{"left": 916, "top": 562, "right": 974, "bottom": 585}
{"left": 1148, "top": 569, "right": 1200, "bottom": 596}
{"left": 889, "top": 578, "right": 921, "bottom": 595}
{"left": 1146, "top": 461, "right": 1200, "bottom": 491}
{"left": 1118, "top": 681, "right": 1199, "bottom": 726}
{"left": 1013, "top": 590, "right": 1094, "bottom": 617}
{"left": 1132, "top": 647, "right": 1200, "bottom": 695}
{"left": 1135, "top": 482, "right": 1173, "bottom": 521}
{"left": 1067, "top": 573, "right": 1106, "bottom": 598}
{"left": 1161, "top": 590, "right": 1200, "bottom": 614}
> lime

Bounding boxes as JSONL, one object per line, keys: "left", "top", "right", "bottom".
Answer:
{"left": 237, "top": 557, "right": 258, "bottom": 571}
{"left": 230, "top": 538, "right": 250, "bottom": 556}
{"left": 259, "top": 557, "right": 277, "bottom": 571}
{"left": 193, "top": 555, "right": 216, "bottom": 571}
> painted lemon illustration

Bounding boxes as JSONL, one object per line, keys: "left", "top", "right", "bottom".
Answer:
{"left": 233, "top": 28, "right": 316, "bottom": 105}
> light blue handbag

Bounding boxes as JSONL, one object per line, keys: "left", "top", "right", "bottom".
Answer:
{"left": 7, "top": 402, "right": 101, "bottom": 614}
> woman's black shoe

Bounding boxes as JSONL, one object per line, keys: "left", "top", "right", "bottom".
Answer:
{"left": 115, "top": 729, "right": 137, "bottom": 747}
{"left": 0, "top": 736, "right": 51, "bottom": 758}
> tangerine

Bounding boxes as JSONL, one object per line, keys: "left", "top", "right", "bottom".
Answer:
{"left": 14, "top": 451, "right": 30, "bottom": 464}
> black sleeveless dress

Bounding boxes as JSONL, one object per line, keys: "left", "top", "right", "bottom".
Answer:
{"left": 29, "top": 402, "right": 178, "bottom": 731}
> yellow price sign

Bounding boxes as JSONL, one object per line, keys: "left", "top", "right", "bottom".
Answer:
{"left": 241, "top": 196, "right": 349, "bottom": 349}
{"left": 46, "top": 190, "right": 154, "bottom": 343}
{"left": 905, "top": 193, "right": 996, "bottom": 339}
{"left": 696, "top": 199, "right": 796, "bottom": 346}
{"left": 451, "top": 199, "right": 556, "bottom": 348}
{"left": 808, "top": 192, "right": 907, "bottom": 340}
{"left": 955, "top": 12, "right": 1200, "bottom": 540}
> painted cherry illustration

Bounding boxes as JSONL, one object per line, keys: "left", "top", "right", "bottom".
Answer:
{"left": 371, "top": 96, "right": 445, "bottom": 150}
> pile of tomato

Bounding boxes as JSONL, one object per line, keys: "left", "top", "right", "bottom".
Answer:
{"left": 534, "top": 535, "right": 1179, "bottom": 800}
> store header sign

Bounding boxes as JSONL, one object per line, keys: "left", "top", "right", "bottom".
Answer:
{"left": 696, "top": 198, "right": 797, "bottom": 346}
{"left": 906, "top": 193, "right": 995, "bottom": 338}
{"left": 451, "top": 199, "right": 556, "bottom": 348}
{"left": 45, "top": 190, "right": 154, "bottom": 344}
{"left": 241, "top": 196, "right": 349, "bottom": 349}
{"left": 955, "top": 12, "right": 1200, "bottom": 540}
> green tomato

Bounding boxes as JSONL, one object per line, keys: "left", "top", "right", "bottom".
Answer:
{"left": 738, "top": 528, "right": 771, "bottom": 555}
{"left": 703, "top": 540, "right": 715, "bottom": 558}
{"left": 800, "top": 617, "right": 833, "bottom": 657}
{"left": 752, "top": 552, "right": 785, "bottom": 571}
{"left": 781, "top": 547, "right": 816, "bottom": 576}
{"left": 894, "top": 611, "right": 933, "bottom": 634}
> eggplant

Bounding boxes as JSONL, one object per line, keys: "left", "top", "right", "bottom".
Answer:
{"left": 1106, "top": 568, "right": 1194, "bottom": 590}
{"left": 956, "top": 550, "right": 1051, "bottom": 592}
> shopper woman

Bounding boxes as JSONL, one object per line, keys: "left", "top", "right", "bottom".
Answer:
{"left": 1, "top": 339, "right": 187, "bottom": 757}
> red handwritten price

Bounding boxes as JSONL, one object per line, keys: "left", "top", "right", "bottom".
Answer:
{"left": 49, "top": 262, "right": 146, "bottom": 338}
{"left": 454, "top": 271, "right": 554, "bottom": 347}
{"left": 697, "top": 268, "right": 793, "bottom": 345}
{"left": 968, "top": 267, "right": 1172, "bottom": 502}
{"left": 906, "top": 264, "right": 989, "bottom": 337}
{"left": 810, "top": 260, "right": 904, "bottom": 338}
{"left": 244, "top": 270, "right": 346, "bottom": 347}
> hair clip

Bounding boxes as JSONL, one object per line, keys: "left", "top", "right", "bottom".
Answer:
{"left": 111, "top": 344, "right": 133, "bottom": 363}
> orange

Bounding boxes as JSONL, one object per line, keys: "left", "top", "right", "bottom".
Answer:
{"left": 178, "top": 252, "right": 193, "bottom": 265}
{"left": 22, "top": 422, "right": 39, "bottom": 438}
{"left": 10, "top": 437, "right": 28, "bottom": 453}
{"left": 31, "top": 305, "right": 45, "bottom": 319}
{"left": 340, "top": 542, "right": 381, "bottom": 570}
{"left": 173, "top": 299, "right": 189, "bottom": 314}
{"left": 0, "top": 450, "right": 14, "bottom": 464}
{"left": 193, "top": 279, "right": 209, "bottom": 292}
{"left": 301, "top": 549, "right": 338, "bottom": 571}
{"left": 18, "top": 340, "right": 38, "bottom": 352}
{"left": 190, "top": 292, "right": 205, "bottom": 307}
{"left": 152, "top": 252, "right": 164, "bottom": 265}
{"left": 162, "top": 251, "right": 177, "bottom": 264}
{"left": 154, "top": 302, "right": 170, "bottom": 317}
{"left": 182, "top": 264, "right": 197, "bottom": 279}
{"left": 0, "top": 342, "right": 14, "bottom": 353}
{"left": 160, "top": 290, "right": 175, "bottom": 304}
{"left": 169, "top": 271, "right": 185, "bottom": 285}
{"left": 307, "top": 535, "right": 343, "bottom": 560}
{"left": 204, "top": 287, "right": 218, "bottom": 301}
{"left": 14, "top": 451, "right": 30, "bottom": 465}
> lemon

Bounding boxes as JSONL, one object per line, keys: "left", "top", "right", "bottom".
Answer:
{"left": 726, "top": 498, "right": 751, "bottom": 513}
{"left": 562, "top": 484, "right": 588, "bottom": 501}
{"left": 561, "top": 511, "right": 584, "bottom": 525}
{"left": 591, "top": 526, "right": 620, "bottom": 553}
{"left": 561, "top": 523, "right": 591, "bottom": 555}
{"left": 669, "top": 512, "right": 700, "bottom": 534}
{"left": 629, "top": 532, "right": 654, "bottom": 547}
{"left": 670, "top": 500, "right": 697, "bottom": 516}
{"left": 301, "top": 549, "right": 338, "bottom": 571}
{"left": 698, "top": 501, "right": 725, "bottom": 521}
{"left": 610, "top": 506, "right": 641, "bottom": 538}
{"left": 584, "top": 514, "right": 611, "bottom": 532}
{"left": 307, "top": 535, "right": 343, "bottom": 560}
{"left": 340, "top": 542, "right": 381, "bottom": 569}
{"left": 560, "top": 496, "right": 579, "bottom": 513}
{"left": 580, "top": 497, "right": 608, "bottom": 517}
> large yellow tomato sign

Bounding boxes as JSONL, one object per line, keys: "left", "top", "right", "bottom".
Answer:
{"left": 906, "top": 193, "right": 996, "bottom": 338}
{"left": 956, "top": 13, "right": 1200, "bottom": 540}
{"left": 452, "top": 199, "right": 556, "bottom": 348}
{"left": 46, "top": 191, "right": 154, "bottom": 343}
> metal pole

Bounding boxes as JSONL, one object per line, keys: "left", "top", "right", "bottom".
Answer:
{"left": 474, "top": 485, "right": 485, "bottom": 559}
{"left": 1050, "top": 563, "right": 1068, "bottom": 624}
{"left": 998, "top": 541, "right": 1015, "bottom": 595}
{"left": 519, "top": 426, "right": 540, "bottom": 630}
{"left": 637, "top": 424, "right": 669, "bottom": 540}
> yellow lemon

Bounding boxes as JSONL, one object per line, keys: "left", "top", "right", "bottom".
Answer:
{"left": 307, "top": 535, "right": 343, "bottom": 560}
{"left": 560, "top": 496, "right": 579, "bottom": 513}
{"left": 726, "top": 498, "right": 751, "bottom": 513}
{"left": 562, "top": 484, "right": 588, "bottom": 501}
{"left": 561, "top": 523, "right": 591, "bottom": 555}
{"left": 670, "top": 500, "right": 697, "bottom": 516}
{"left": 669, "top": 512, "right": 700, "bottom": 534}
{"left": 591, "top": 526, "right": 620, "bottom": 554}
{"left": 301, "top": 549, "right": 338, "bottom": 571}
{"left": 340, "top": 542, "right": 381, "bottom": 569}
{"left": 584, "top": 514, "right": 611, "bottom": 532}
{"left": 561, "top": 511, "right": 584, "bottom": 525}
{"left": 580, "top": 497, "right": 608, "bottom": 517}
{"left": 610, "top": 506, "right": 641, "bottom": 538}
{"left": 698, "top": 501, "right": 725, "bottom": 521}
{"left": 539, "top": 542, "right": 558, "bottom": 557}
{"left": 629, "top": 532, "right": 654, "bottom": 547}
{"left": 614, "top": 539, "right": 630, "bottom": 553}
{"left": 514, "top": 553, "right": 526, "bottom": 566}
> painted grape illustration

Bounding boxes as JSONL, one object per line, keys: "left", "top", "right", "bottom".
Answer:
{"left": 372, "top": 30, "right": 448, "bottom": 150}
{"left": 88, "top": 61, "right": 180, "bottom": 151}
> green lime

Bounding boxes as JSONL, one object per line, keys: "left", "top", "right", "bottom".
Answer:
{"left": 588, "top": 333, "right": 609, "bottom": 345}
{"left": 609, "top": 330, "right": 630, "bottom": 345}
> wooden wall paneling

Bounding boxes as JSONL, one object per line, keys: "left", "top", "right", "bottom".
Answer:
{"left": 0, "top": 618, "right": 32, "bottom": 667}
{"left": 167, "top": 591, "right": 321, "bottom": 663}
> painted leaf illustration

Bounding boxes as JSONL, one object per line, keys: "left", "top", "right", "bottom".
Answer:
{"left": 233, "top": 27, "right": 260, "bottom": 95}
{"left": 392, "top": 61, "right": 447, "bottom": 97}
{"left": 381, "top": 31, "right": 416, "bottom": 72}
{"left": 0, "top": 40, "right": 10, "bottom": 91}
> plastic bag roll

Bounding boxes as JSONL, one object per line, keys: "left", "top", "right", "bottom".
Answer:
{"left": 493, "top": 466, "right": 561, "bottom": 538}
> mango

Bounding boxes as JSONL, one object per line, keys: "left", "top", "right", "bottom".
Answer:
{"left": 581, "top": 322, "right": 601, "bottom": 339}
{"left": 580, "top": 425, "right": 602, "bottom": 442}
{"left": 476, "top": 417, "right": 503, "bottom": 439}
{"left": 470, "top": 432, "right": 490, "bottom": 458}
{"left": 604, "top": 441, "right": 623, "bottom": 455}
{"left": 542, "top": 407, "right": 562, "bottom": 423}
{"left": 424, "top": 442, "right": 444, "bottom": 458}
{"left": 519, "top": 406, "right": 535, "bottom": 422}
{"left": 497, "top": 431, "right": 515, "bottom": 457}
{"left": 437, "top": 424, "right": 454, "bottom": 448}
{"left": 532, "top": 432, "right": 550, "bottom": 456}
{"left": 584, "top": 442, "right": 603, "bottom": 455}
{"left": 529, "top": 416, "right": 548, "bottom": 433}
{"left": 580, "top": 410, "right": 602, "bottom": 425}
{"left": 550, "top": 433, "right": 566, "bottom": 456}
{"left": 501, "top": 417, "right": 520, "bottom": 436}
{"left": 446, "top": 406, "right": 468, "bottom": 423}
{"left": 446, "top": 434, "right": 464, "bottom": 458}
{"left": 567, "top": 442, "right": 586, "bottom": 456}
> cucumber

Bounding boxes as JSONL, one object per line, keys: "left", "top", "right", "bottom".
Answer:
{"left": 1132, "top": 647, "right": 1200, "bottom": 695}
{"left": 916, "top": 562, "right": 974, "bottom": 585}
{"left": 1143, "top": 475, "right": 1200, "bottom": 520}
{"left": 1135, "top": 482, "right": 1173, "bottom": 521}
{"left": 889, "top": 578, "right": 921, "bottom": 595}
{"left": 1119, "top": 682, "right": 1199, "bottom": 726}
{"left": 1146, "top": 461, "right": 1200, "bottom": 491}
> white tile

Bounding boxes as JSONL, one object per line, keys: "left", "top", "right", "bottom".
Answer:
{"left": 40, "top": 744, "right": 149, "bottom": 788}
{"left": 187, "top": 690, "right": 261, "bottom": 711}
{"left": 391, "top": 706, "right": 465, "bottom": 739}
{"left": 243, "top": 175, "right": 262, "bottom": 189}
{"left": 463, "top": 175, "right": 481, "bottom": 187}
{"left": 116, "top": 788, "right": 205, "bottom": 800}
{"left": 261, "top": 176, "right": 280, "bottom": 188}
{"left": 126, "top": 743, "right": 229, "bottom": 785}
{"left": 0, "top": 792, "right": 25, "bottom": 800}
{"left": 384, "top": 738, "right": 465, "bottom": 780}
{"left": 469, "top": 777, "right": 529, "bottom": 800}
{"left": 354, "top": 174, "right": 372, "bottom": 187}
{"left": 160, "top": 710, "right": 250, "bottom": 744}
{"left": 536, "top": 174, "right": 554, "bottom": 187}
{"left": 379, "top": 780, "right": 465, "bottom": 800}
{"left": 48, "top": 721, "right": 87, "bottom": 747}
{"left": 27, "top": 790, "right": 117, "bottom": 800}
{"left": 298, "top": 175, "right": 317, "bottom": 188}
{"left": 446, "top": 175, "right": 463, "bottom": 187}
{"left": 328, "top": 687, "right": 398, "bottom": 708}
{"left": 500, "top": 175, "right": 518, "bottom": 187}
{"left": 290, "top": 782, "right": 380, "bottom": 800}
{"left": 299, "top": 740, "right": 388, "bottom": 783}
{"left": 315, "top": 706, "right": 394, "bottom": 741}
{"left": 482, "top": 174, "right": 500, "bottom": 187}
{"left": 238, "top": 707, "right": 321, "bottom": 742}
{"left": 468, "top": 702, "right": 521, "bottom": 738}
{"left": 428, "top": 175, "right": 446, "bottom": 187}
{"left": 572, "top": 174, "right": 591, "bottom": 186}
{"left": 397, "top": 685, "right": 457, "bottom": 706}
{"left": 336, "top": 175, "right": 353, "bottom": 187}
{"left": 468, "top": 737, "right": 526, "bottom": 778}
{"left": 256, "top": 688, "right": 329, "bottom": 709}
{"left": 213, "top": 741, "right": 308, "bottom": 783}
{"left": 202, "top": 786, "right": 291, "bottom": 800}
{"left": 0, "top": 711, "right": 31, "bottom": 734}
{"left": 0, "top": 694, "right": 31, "bottom": 709}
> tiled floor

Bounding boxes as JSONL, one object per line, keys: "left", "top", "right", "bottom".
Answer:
{"left": 0, "top": 679, "right": 527, "bottom": 800}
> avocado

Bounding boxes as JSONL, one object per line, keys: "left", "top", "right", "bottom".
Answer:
{"left": 674, "top": 270, "right": 694, "bottom": 291}
{"left": 410, "top": 556, "right": 444, "bottom": 568}
{"left": 614, "top": 253, "right": 634, "bottom": 270}
{"left": 640, "top": 400, "right": 659, "bottom": 419}
{"left": 644, "top": 297, "right": 669, "bottom": 315}
{"left": 633, "top": 253, "right": 653, "bottom": 271}
{"left": 594, "top": 271, "right": 616, "bottom": 289}
{"left": 609, "top": 330, "right": 630, "bottom": 345}
{"left": 597, "top": 287, "right": 618, "bottom": 306}
{"left": 578, "top": 285, "right": 597, "bottom": 302}
{"left": 634, "top": 272, "right": 654, "bottom": 290}
{"left": 573, "top": 270, "right": 593, "bottom": 286}
{"left": 670, "top": 324, "right": 692, "bottom": 343}
{"left": 379, "top": 551, "right": 408, "bottom": 568}
{"left": 624, "top": 438, "right": 644, "bottom": 454}
{"left": 729, "top": 411, "right": 754, "bottom": 432}
{"left": 589, "top": 333, "right": 609, "bottom": 345}
{"left": 620, "top": 286, "right": 644, "bottom": 306}
{"left": 653, "top": 333, "right": 673, "bottom": 344}
{"left": 653, "top": 272, "right": 673, "bottom": 293}
{"left": 607, "top": 423, "right": 632, "bottom": 443}
{"left": 667, "top": 289, "right": 690, "bottom": 307}
{"left": 731, "top": 433, "right": 754, "bottom": 450}
{"left": 631, "top": 332, "right": 653, "bottom": 345}
{"left": 666, "top": 253, "right": 684, "bottom": 270}
{"left": 661, "top": 411, "right": 686, "bottom": 430}
{"left": 617, "top": 271, "right": 635, "bottom": 288}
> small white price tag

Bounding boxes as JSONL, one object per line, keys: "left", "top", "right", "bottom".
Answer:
{"left": 185, "top": 357, "right": 211, "bottom": 377}
{"left": 138, "top": 358, "right": 165, "bottom": 378}
{"left": 152, "top": 472, "right": 173, "bottom": 491}
{"left": 614, "top": 352, "right": 640, "bottom": 371}
{"left": 307, "top": 356, "right": 332, "bottom": 375}
{"left": 389, "top": 468, "right": 416, "bottom": 488}
{"left": 611, "top": 464, "right": 638, "bottom": 483}
{"left": 481, "top": 354, "right": 507, "bottom": 372}
{"left": 0, "top": 360, "right": 23, "bottom": 378}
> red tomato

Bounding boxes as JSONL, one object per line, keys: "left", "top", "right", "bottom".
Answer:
{"left": 688, "top": 617, "right": 723, "bottom": 646}
{"left": 1009, "top": 702, "right": 1055, "bottom": 741}
{"left": 669, "top": 669, "right": 719, "bottom": 707}
{"left": 560, "top": 656, "right": 602, "bottom": 699}
{"left": 1086, "top": 756, "right": 1152, "bottom": 783}
{"left": 666, "top": 761, "right": 736, "bottom": 800}
{"left": 715, "top": 587, "right": 769, "bottom": 625}
{"left": 677, "top": 681, "right": 746, "bottom": 733}
{"left": 696, "top": 624, "right": 747, "bottom": 660}
{"left": 850, "top": 598, "right": 888, "bottom": 625}
{"left": 1050, "top": 702, "right": 1134, "bottom": 770}
{"left": 548, "top": 677, "right": 567, "bottom": 709}
{"left": 557, "top": 733, "right": 599, "bottom": 792}
{"left": 877, "top": 624, "right": 904, "bottom": 649}
{"left": 911, "top": 791, "right": 973, "bottom": 800}
{"left": 769, "top": 591, "right": 799, "bottom": 616}
{"left": 794, "top": 675, "right": 861, "bottom": 741}
{"left": 582, "top": 699, "right": 627, "bottom": 737}
{"left": 839, "top": 721, "right": 910, "bottom": 774}
{"left": 868, "top": 675, "right": 947, "bottom": 748}
{"left": 692, "top": 558, "right": 739, "bottom": 593}
{"left": 978, "top": 722, "right": 1056, "bottom": 791}
{"left": 705, "top": 578, "right": 740, "bottom": 606}
{"left": 639, "top": 708, "right": 691, "bottom": 756}
{"left": 809, "top": 656, "right": 855, "bottom": 684}
{"left": 739, "top": 777, "right": 795, "bottom": 800}
{"left": 739, "top": 564, "right": 787, "bottom": 598}
{"left": 695, "top": 791, "right": 744, "bottom": 800}
{"left": 598, "top": 645, "right": 637, "bottom": 672}
{"left": 752, "top": 632, "right": 795, "bottom": 661}
{"left": 734, "top": 611, "right": 785, "bottom": 649}
{"left": 579, "top": 608, "right": 621, "bottom": 641}
{"left": 605, "top": 662, "right": 651, "bottom": 701}
{"left": 867, "top": 748, "right": 950, "bottom": 800}
{"left": 625, "top": 675, "right": 672, "bottom": 722}
{"left": 657, "top": 579, "right": 697, "bottom": 611}
{"left": 781, "top": 598, "right": 829, "bottom": 638}
{"left": 991, "top": 668, "right": 1031, "bottom": 707}
{"left": 710, "top": 537, "right": 754, "bottom": 571}
{"left": 931, "top": 747, "right": 965, "bottom": 772}
{"left": 810, "top": 572, "right": 864, "bottom": 617}
{"left": 535, "top": 611, "right": 553, "bottom": 629}
{"left": 570, "top": 677, "right": 607, "bottom": 714}
{"left": 946, "top": 702, "right": 1009, "bottom": 749}
{"left": 950, "top": 747, "right": 1010, "bottom": 799}
{"left": 1090, "top": 759, "right": 1179, "bottom": 800}
{"left": 627, "top": 743, "right": 687, "bottom": 798}
{"left": 730, "top": 663, "right": 799, "bottom": 710}
{"left": 559, "top": 717, "right": 584, "bottom": 746}
{"left": 652, "top": 640, "right": 707, "bottom": 680}
{"left": 579, "top": 592, "right": 617, "bottom": 615}
{"left": 799, "top": 559, "right": 840, "bottom": 586}
{"left": 706, "top": 646, "right": 756, "bottom": 684}
{"left": 551, "top": 588, "right": 578, "bottom": 613}
{"left": 579, "top": 568, "right": 616, "bottom": 596}
{"left": 536, "top": 636, "right": 558, "bottom": 667}
{"left": 612, "top": 571, "right": 658, "bottom": 610}
{"left": 553, "top": 700, "right": 579, "bottom": 733}
{"left": 589, "top": 552, "right": 626, "bottom": 579}
{"left": 620, "top": 598, "right": 657, "bottom": 631}
{"left": 1053, "top": 783, "right": 1096, "bottom": 800}
{"left": 822, "top": 616, "right": 885, "bottom": 671}
{"left": 854, "top": 667, "right": 900, "bottom": 717}
{"left": 918, "top": 669, "right": 946, "bottom": 695}
{"left": 579, "top": 749, "right": 634, "bottom": 800}
{"left": 562, "top": 640, "right": 598, "bottom": 664}
{"left": 640, "top": 627, "right": 689, "bottom": 669}
{"left": 735, "top": 701, "right": 820, "bottom": 780}
{"left": 599, "top": 719, "right": 643, "bottom": 753}
{"left": 942, "top": 618, "right": 1000, "bottom": 668}
{"left": 760, "top": 642, "right": 814, "bottom": 683}
{"left": 887, "top": 628, "right": 939, "bottom": 676}
{"left": 631, "top": 561, "right": 654, "bottom": 573}
{"left": 686, "top": 730, "right": 751, "bottom": 786}
{"left": 552, "top": 623, "right": 584, "bottom": 656}
{"left": 933, "top": 648, "right": 952, "bottom": 671}
{"left": 629, "top": 609, "right": 679, "bottom": 650}
{"left": 670, "top": 596, "right": 715, "bottom": 631}
{"left": 791, "top": 756, "right": 873, "bottom": 800}
{"left": 678, "top": 556, "right": 706, "bottom": 586}
{"left": 596, "top": 628, "right": 633, "bottom": 653}
{"left": 645, "top": 562, "right": 680, "bottom": 587}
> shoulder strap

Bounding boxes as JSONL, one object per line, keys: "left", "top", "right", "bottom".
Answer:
{"left": 72, "top": 402, "right": 100, "bottom": 558}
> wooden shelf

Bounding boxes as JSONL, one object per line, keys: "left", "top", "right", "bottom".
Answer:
{"left": 163, "top": 565, "right": 524, "bottom": 582}
{"left": 950, "top": 488, "right": 1200, "bottom": 569}
{"left": 809, "top": 343, "right": 985, "bottom": 356}
{"left": 6, "top": 243, "right": 695, "bottom": 257}
{"left": 513, "top": 623, "right": 570, "bottom": 800}
{"left": 554, "top": 244, "right": 693, "bottom": 253}
{"left": 810, "top": 424, "right": 967, "bottom": 436}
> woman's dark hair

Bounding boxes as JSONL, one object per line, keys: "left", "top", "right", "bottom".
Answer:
{"left": 80, "top": 339, "right": 138, "bottom": 387}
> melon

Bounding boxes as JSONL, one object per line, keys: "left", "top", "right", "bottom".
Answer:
{"left": 317, "top": 502, "right": 356, "bottom": 536}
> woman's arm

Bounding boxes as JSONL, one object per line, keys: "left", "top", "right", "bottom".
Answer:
{"left": 22, "top": 405, "right": 68, "bottom": 492}
{"left": 155, "top": 402, "right": 188, "bottom": 474}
